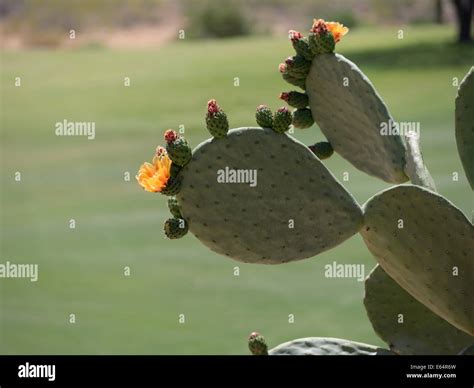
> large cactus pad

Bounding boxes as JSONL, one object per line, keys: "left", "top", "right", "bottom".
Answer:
{"left": 365, "top": 265, "right": 473, "bottom": 355}
{"left": 269, "top": 337, "right": 393, "bottom": 355}
{"left": 361, "top": 185, "right": 474, "bottom": 335}
{"left": 455, "top": 66, "right": 474, "bottom": 190}
{"left": 177, "top": 127, "right": 363, "bottom": 264}
{"left": 305, "top": 54, "right": 408, "bottom": 183}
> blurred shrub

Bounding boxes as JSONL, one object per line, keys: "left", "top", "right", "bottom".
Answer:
{"left": 327, "top": 10, "right": 358, "bottom": 29}
{"left": 185, "top": 0, "right": 250, "bottom": 39}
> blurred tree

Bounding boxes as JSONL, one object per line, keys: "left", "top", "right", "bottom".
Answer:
{"left": 452, "top": 0, "right": 473, "bottom": 42}
{"left": 435, "top": 0, "right": 443, "bottom": 23}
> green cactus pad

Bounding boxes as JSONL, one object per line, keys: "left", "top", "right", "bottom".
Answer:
{"left": 164, "top": 217, "right": 188, "bottom": 239}
{"left": 177, "top": 127, "right": 363, "bottom": 264}
{"left": 269, "top": 337, "right": 393, "bottom": 355}
{"left": 455, "top": 66, "right": 474, "bottom": 190}
{"left": 306, "top": 53, "right": 408, "bottom": 183}
{"left": 361, "top": 185, "right": 474, "bottom": 335}
{"left": 365, "top": 265, "right": 473, "bottom": 355}
{"left": 292, "top": 108, "right": 314, "bottom": 129}
{"left": 403, "top": 133, "right": 436, "bottom": 192}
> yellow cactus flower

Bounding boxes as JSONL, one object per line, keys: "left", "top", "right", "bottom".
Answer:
{"left": 136, "top": 150, "right": 172, "bottom": 193}
{"left": 325, "top": 21, "right": 349, "bottom": 43}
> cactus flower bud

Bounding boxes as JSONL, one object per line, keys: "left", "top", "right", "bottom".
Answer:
{"left": 206, "top": 99, "right": 229, "bottom": 138}
{"left": 255, "top": 104, "right": 274, "bottom": 128}
{"left": 248, "top": 332, "right": 268, "bottom": 355}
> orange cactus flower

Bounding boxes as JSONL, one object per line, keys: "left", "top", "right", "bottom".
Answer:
{"left": 136, "top": 150, "right": 172, "bottom": 193}
{"left": 325, "top": 21, "right": 349, "bottom": 43}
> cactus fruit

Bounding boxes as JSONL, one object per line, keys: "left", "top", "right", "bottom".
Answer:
{"left": 167, "top": 196, "right": 182, "bottom": 218}
{"left": 164, "top": 130, "right": 192, "bottom": 167}
{"left": 292, "top": 108, "right": 314, "bottom": 129}
{"left": 364, "top": 265, "right": 474, "bottom": 355}
{"left": 455, "top": 66, "right": 474, "bottom": 190}
{"left": 160, "top": 163, "right": 183, "bottom": 196}
{"left": 281, "top": 71, "right": 306, "bottom": 90}
{"left": 269, "top": 337, "right": 393, "bottom": 355}
{"left": 279, "top": 91, "right": 309, "bottom": 109}
{"left": 361, "top": 185, "right": 474, "bottom": 336}
{"left": 284, "top": 55, "right": 311, "bottom": 78}
{"left": 404, "top": 132, "right": 436, "bottom": 192}
{"left": 206, "top": 99, "right": 229, "bottom": 139}
{"left": 164, "top": 217, "right": 188, "bottom": 239}
{"left": 177, "top": 126, "right": 363, "bottom": 264}
{"left": 248, "top": 332, "right": 268, "bottom": 355}
{"left": 308, "top": 19, "right": 336, "bottom": 54}
{"left": 255, "top": 104, "right": 273, "bottom": 128}
{"left": 309, "top": 142, "right": 334, "bottom": 160}
{"left": 288, "top": 30, "right": 313, "bottom": 61}
{"left": 273, "top": 107, "right": 292, "bottom": 133}
{"left": 305, "top": 54, "right": 409, "bottom": 183}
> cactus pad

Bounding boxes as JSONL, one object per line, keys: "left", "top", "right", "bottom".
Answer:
{"left": 177, "top": 127, "right": 363, "bottom": 264}
{"left": 305, "top": 53, "right": 408, "bottom": 183}
{"left": 269, "top": 337, "right": 393, "bottom": 355}
{"left": 365, "top": 265, "right": 473, "bottom": 355}
{"left": 361, "top": 185, "right": 474, "bottom": 335}
{"left": 455, "top": 66, "right": 474, "bottom": 190}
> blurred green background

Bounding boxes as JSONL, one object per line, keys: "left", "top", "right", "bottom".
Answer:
{"left": 1, "top": 0, "right": 473, "bottom": 354}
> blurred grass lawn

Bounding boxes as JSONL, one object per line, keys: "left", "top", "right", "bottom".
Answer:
{"left": 1, "top": 25, "right": 473, "bottom": 354}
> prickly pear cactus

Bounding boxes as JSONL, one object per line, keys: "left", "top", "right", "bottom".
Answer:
{"left": 278, "top": 19, "right": 439, "bottom": 185}
{"left": 177, "top": 125, "right": 363, "bottom": 264}
{"left": 305, "top": 53, "right": 408, "bottom": 183}
{"left": 455, "top": 66, "right": 474, "bottom": 190}
{"left": 365, "top": 265, "right": 474, "bottom": 355}
{"left": 361, "top": 185, "right": 474, "bottom": 336}
{"left": 269, "top": 337, "right": 393, "bottom": 355}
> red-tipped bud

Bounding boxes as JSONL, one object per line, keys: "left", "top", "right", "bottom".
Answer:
{"left": 311, "top": 18, "right": 328, "bottom": 34}
{"left": 207, "top": 99, "right": 221, "bottom": 116}
{"left": 277, "top": 107, "right": 289, "bottom": 114}
{"left": 164, "top": 129, "right": 178, "bottom": 144}
{"left": 279, "top": 63, "right": 288, "bottom": 73}
{"left": 285, "top": 56, "right": 295, "bottom": 66}
{"left": 155, "top": 146, "right": 166, "bottom": 157}
{"left": 289, "top": 30, "right": 303, "bottom": 42}
{"left": 279, "top": 92, "right": 290, "bottom": 102}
